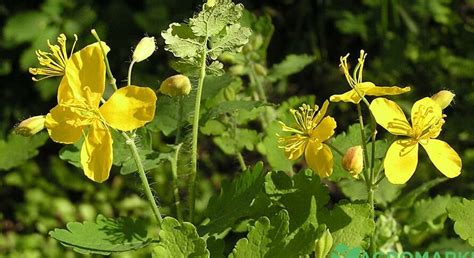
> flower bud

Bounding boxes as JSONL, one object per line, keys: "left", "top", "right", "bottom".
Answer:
{"left": 15, "top": 115, "right": 45, "bottom": 136}
{"left": 229, "top": 64, "right": 246, "bottom": 76}
{"left": 315, "top": 228, "right": 333, "bottom": 258}
{"left": 342, "top": 146, "right": 364, "bottom": 178}
{"left": 254, "top": 63, "right": 267, "bottom": 76}
{"left": 132, "top": 36, "right": 156, "bottom": 62}
{"left": 159, "top": 74, "right": 192, "bottom": 97}
{"left": 431, "top": 90, "right": 455, "bottom": 109}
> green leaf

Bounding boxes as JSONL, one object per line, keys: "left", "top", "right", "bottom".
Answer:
{"left": 329, "top": 124, "right": 363, "bottom": 181}
{"left": 391, "top": 178, "right": 448, "bottom": 210}
{"left": 201, "top": 100, "right": 265, "bottom": 124}
{"left": 265, "top": 169, "right": 329, "bottom": 233}
{"left": 161, "top": 23, "right": 202, "bottom": 59}
{"left": 447, "top": 198, "right": 474, "bottom": 247}
{"left": 230, "top": 210, "right": 319, "bottom": 258}
{"left": 267, "top": 54, "right": 316, "bottom": 82}
{"left": 199, "top": 162, "right": 266, "bottom": 236}
{"left": 214, "top": 128, "right": 259, "bottom": 155}
{"left": 209, "top": 24, "right": 251, "bottom": 59}
{"left": 189, "top": 0, "right": 244, "bottom": 37}
{"left": 338, "top": 178, "right": 403, "bottom": 207}
{"left": 148, "top": 94, "right": 194, "bottom": 136}
{"left": 152, "top": 217, "right": 209, "bottom": 258}
{"left": 49, "top": 215, "right": 151, "bottom": 255}
{"left": 3, "top": 11, "right": 50, "bottom": 45}
{"left": 0, "top": 133, "right": 48, "bottom": 171}
{"left": 409, "top": 195, "right": 457, "bottom": 228}
{"left": 319, "top": 201, "right": 375, "bottom": 249}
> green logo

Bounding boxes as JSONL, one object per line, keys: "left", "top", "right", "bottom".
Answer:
{"left": 330, "top": 243, "right": 363, "bottom": 258}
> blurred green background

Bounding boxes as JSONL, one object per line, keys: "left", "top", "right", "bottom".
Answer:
{"left": 1, "top": 0, "right": 474, "bottom": 256}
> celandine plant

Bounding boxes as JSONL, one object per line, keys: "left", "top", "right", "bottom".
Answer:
{"left": 13, "top": 0, "right": 474, "bottom": 257}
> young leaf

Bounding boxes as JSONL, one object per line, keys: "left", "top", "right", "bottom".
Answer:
{"left": 199, "top": 162, "right": 266, "bottom": 236}
{"left": 162, "top": 23, "right": 202, "bottom": 59}
{"left": 152, "top": 217, "right": 209, "bottom": 258}
{"left": 208, "top": 24, "right": 251, "bottom": 59}
{"left": 0, "top": 133, "right": 48, "bottom": 171}
{"left": 230, "top": 210, "right": 319, "bottom": 258}
{"left": 267, "top": 54, "right": 316, "bottom": 82}
{"left": 189, "top": 0, "right": 244, "bottom": 37}
{"left": 49, "top": 215, "right": 151, "bottom": 255}
{"left": 319, "top": 201, "right": 375, "bottom": 249}
{"left": 447, "top": 198, "right": 474, "bottom": 247}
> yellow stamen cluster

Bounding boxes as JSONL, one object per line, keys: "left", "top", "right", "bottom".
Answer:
{"left": 340, "top": 50, "right": 367, "bottom": 89}
{"left": 29, "top": 34, "right": 77, "bottom": 81}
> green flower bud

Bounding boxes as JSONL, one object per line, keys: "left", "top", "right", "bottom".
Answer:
{"left": 219, "top": 52, "right": 238, "bottom": 64}
{"left": 132, "top": 36, "right": 156, "bottom": 62}
{"left": 159, "top": 74, "right": 192, "bottom": 97}
{"left": 223, "top": 87, "right": 236, "bottom": 101}
{"left": 15, "top": 115, "right": 45, "bottom": 136}
{"left": 229, "top": 64, "right": 246, "bottom": 76}
{"left": 315, "top": 228, "right": 333, "bottom": 258}
{"left": 254, "top": 63, "right": 267, "bottom": 76}
{"left": 251, "top": 34, "right": 264, "bottom": 50}
{"left": 431, "top": 90, "right": 455, "bottom": 109}
{"left": 342, "top": 146, "right": 364, "bottom": 178}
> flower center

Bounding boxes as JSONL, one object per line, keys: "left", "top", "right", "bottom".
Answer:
{"left": 409, "top": 104, "right": 443, "bottom": 141}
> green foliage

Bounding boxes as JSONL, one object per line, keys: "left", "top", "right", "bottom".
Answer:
{"left": 49, "top": 215, "right": 151, "bottom": 255}
{"left": 0, "top": 133, "right": 48, "bottom": 171}
{"left": 230, "top": 210, "right": 319, "bottom": 258}
{"left": 391, "top": 178, "right": 448, "bottom": 210}
{"left": 152, "top": 217, "right": 209, "bottom": 258}
{"left": 199, "top": 162, "right": 266, "bottom": 236}
{"left": 447, "top": 198, "right": 474, "bottom": 247}
{"left": 267, "top": 54, "right": 316, "bottom": 82}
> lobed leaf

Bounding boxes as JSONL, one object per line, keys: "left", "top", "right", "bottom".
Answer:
{"left": 267, "top": 54, "right": 316, "bottom": 82}
{"left": 49, "top": 215, "right": 151, "bottom": 255}
{"left": 209, "top": 24, "right": 251, "bottom": 59}
{"left": 189, "top": 0, "right": 244, "bottom": 37}
{"left": 447, "top": 198, "right": 474, "bottom": 247}
{"left": 0, "top": 133, "right": 48, "bottom": 171}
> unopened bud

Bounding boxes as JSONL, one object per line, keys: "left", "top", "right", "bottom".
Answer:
{"left": 229, "top": 64, "right": 246, "bottom": 76}
{"left": 159, "top": 74, "right": 192, "bottom": 97}
{"left": 132, "top": 36, "right": 156, "bottom": 62}
{"left": 219, "top": 52, "right": 238, "bottom": 64}
{"left": 251, "top": 34, "right": 264, "bottom": 50}
{"left": 254, "top": 63, "right": 267, "bottom": 76}
{"left": 431, "top": 90, "right": 455, "bottom": 109}
{"left": 15, "top": 115, "right": 45, "bottom": 136}
{"left": 223, "top": 87, "right": 236, "bottom": 101}
{"left": 315, "top": 228, "right": 333, "bottom": 258}
{"left": 342, "top": 146, "right": 364, "bottom": 178}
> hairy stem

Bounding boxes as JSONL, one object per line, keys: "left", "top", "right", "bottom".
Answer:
{"left": 171, "top": 144, "right": 183, "bottom": 222}
{"left": 91, "top": 29, "right": 117, "bottom": 90}
{"left": 123, "top": 132, "right": 163, "bottom": 226}
{"left": 189, "top": 47, "right": 208, "bottom": 222}
{"left": 357, "top": 104, "right": 370, "bottom": 185}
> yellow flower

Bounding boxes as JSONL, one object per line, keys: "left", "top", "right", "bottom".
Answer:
{"left": 330, "top": 50, "right": 411, "bottom": 104}
{"left": 370, "top": 97, "right": 462, "bottom": 184}
{"left": 45, "top": 41, "right": 157, "bottom": 183}
{"left": 278, "top": 101, "right": 337, "bottom": 178}
{"left": 29, "top": 34, "right": 78, "bottom": 81}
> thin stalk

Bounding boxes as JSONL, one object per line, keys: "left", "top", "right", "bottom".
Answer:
{"left": 326, "top": 142, "right": 344, "bottom": 157}
{"left": 91, "top": 29, "right": 117, "bottom": 90}
{"left": 171, "top": 144, "right": 183, "bottom": 222}
{"left": 123, "top": 132, "right": 163, "bottom": 226}
{"left": 236, "top": 152, "right": 247, "bottom": 171}
{"left": 248, "top": 63, "right": 271, "bottom": 127}
{"left": 175, "top": 97, "right": 184, "bottom": 144}
{"left": 189, "top": 47, "right": 208, "bottom": 222}
{"left": 357, "top": 104, "right": 370, "bottom": 185}
{"left": 127, "top": 60, "right": 136, "bottom": 86}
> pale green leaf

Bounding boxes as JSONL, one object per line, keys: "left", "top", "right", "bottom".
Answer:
{"left": 391, "top": 178, "right": 448, "bottom": 210}
{"left": 49, "top": 215, "right": 151, "bottom": 255}
{"left": 447, "top": 198, "right": 474, "bottom": 247}
{"left": 162, "top": 23, "right": 202, "bottom": 59}
{"left": 152, "top": 217, "right": 209, "bottom": 258}
{"left": 189, "top": 0, "right": 244, "bottom": 37}
{"left": 209, "top": 24, "right": 251, "bottom": 59}
{"left": 3, "top": 11, "right": 50, "bottom": 45}
{"left": 0, "top": 133, "right": 48, "bottom": 171}
{"left": 267, "top": 54, "right": 316, "bottom": 82}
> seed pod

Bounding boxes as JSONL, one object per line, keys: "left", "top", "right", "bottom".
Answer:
{"left": 342, "top": 146, "right": 364, "bottom": 178}
{"left": 159, "top": 74, "right": 192, "bottom": 97}
{"left": 132, "top": 36, "right": 156, "bottom": 62}
{"left": 431, "top": 90, "right": 455, "bottom": 109}
{"left": 15, "top": 115, "right": 45, "bottom": 136}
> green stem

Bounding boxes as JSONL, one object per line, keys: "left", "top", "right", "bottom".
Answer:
{"left": 175, "top": 97, "right": 184, "bottom": 144}
{"left": 127, "top": 60, "right": 136, "bottom": 86}
{"left": 91, "top": 29, "right": 117, "bottom": 90}
{"left": 189, "top": 47, "right": 208, "bottom": 222}
{"left": 248, "top": 63, "right": 271, "bottom": 127}
{"left": 357, "top": 104, "right": 370, "bottom": 185}
{"left": 171, "top": 144, "right": 183, "bottom": 222}
{"left": 236, "top": 152, "right": 247, "bottom": 171}
{"left": 123, "top": 132, "right": 163, "bottom": 226}
{"left": 326, "top": 142, "right": 344, "bottom": 157}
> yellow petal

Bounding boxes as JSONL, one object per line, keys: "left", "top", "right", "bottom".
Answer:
{"left": 80, "top": 121, "right": 113, "bottom": 183}
{"left": 305, "top": 141, "right": 333, "bottom": 178}
{"left": 365, "top": 85, "right": 411, "bottom": 97}
{"left": 278, "top": 134, "right": 308, "bottom": 160}
{"left": 45, "top": 104, "right": 85, "bottom": 144}
{"left": 313, "top": 100, "right": 330, "bottom": 126}
{"left": 310, "top": 116, "right": 336, "bottom": 142}
{"left": 100, "top": 86, "right": 157, "bottom": 131}
{"left": 411, "top": 97, "right": 442, "bottom": 132}
{"left": 59, "top": 42, "right": 109, "bottom": 107}
{"left": 330, "top": 89, "right": 364, "bottom": 104}
{"left": 384, "top": 140, "right": 419, "bottom": 184}
{"left": 370, "top": 98, "right": 411, "bottom": 136}
{"left": 421, "top": 139, "right": 462, "bottom": 178}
